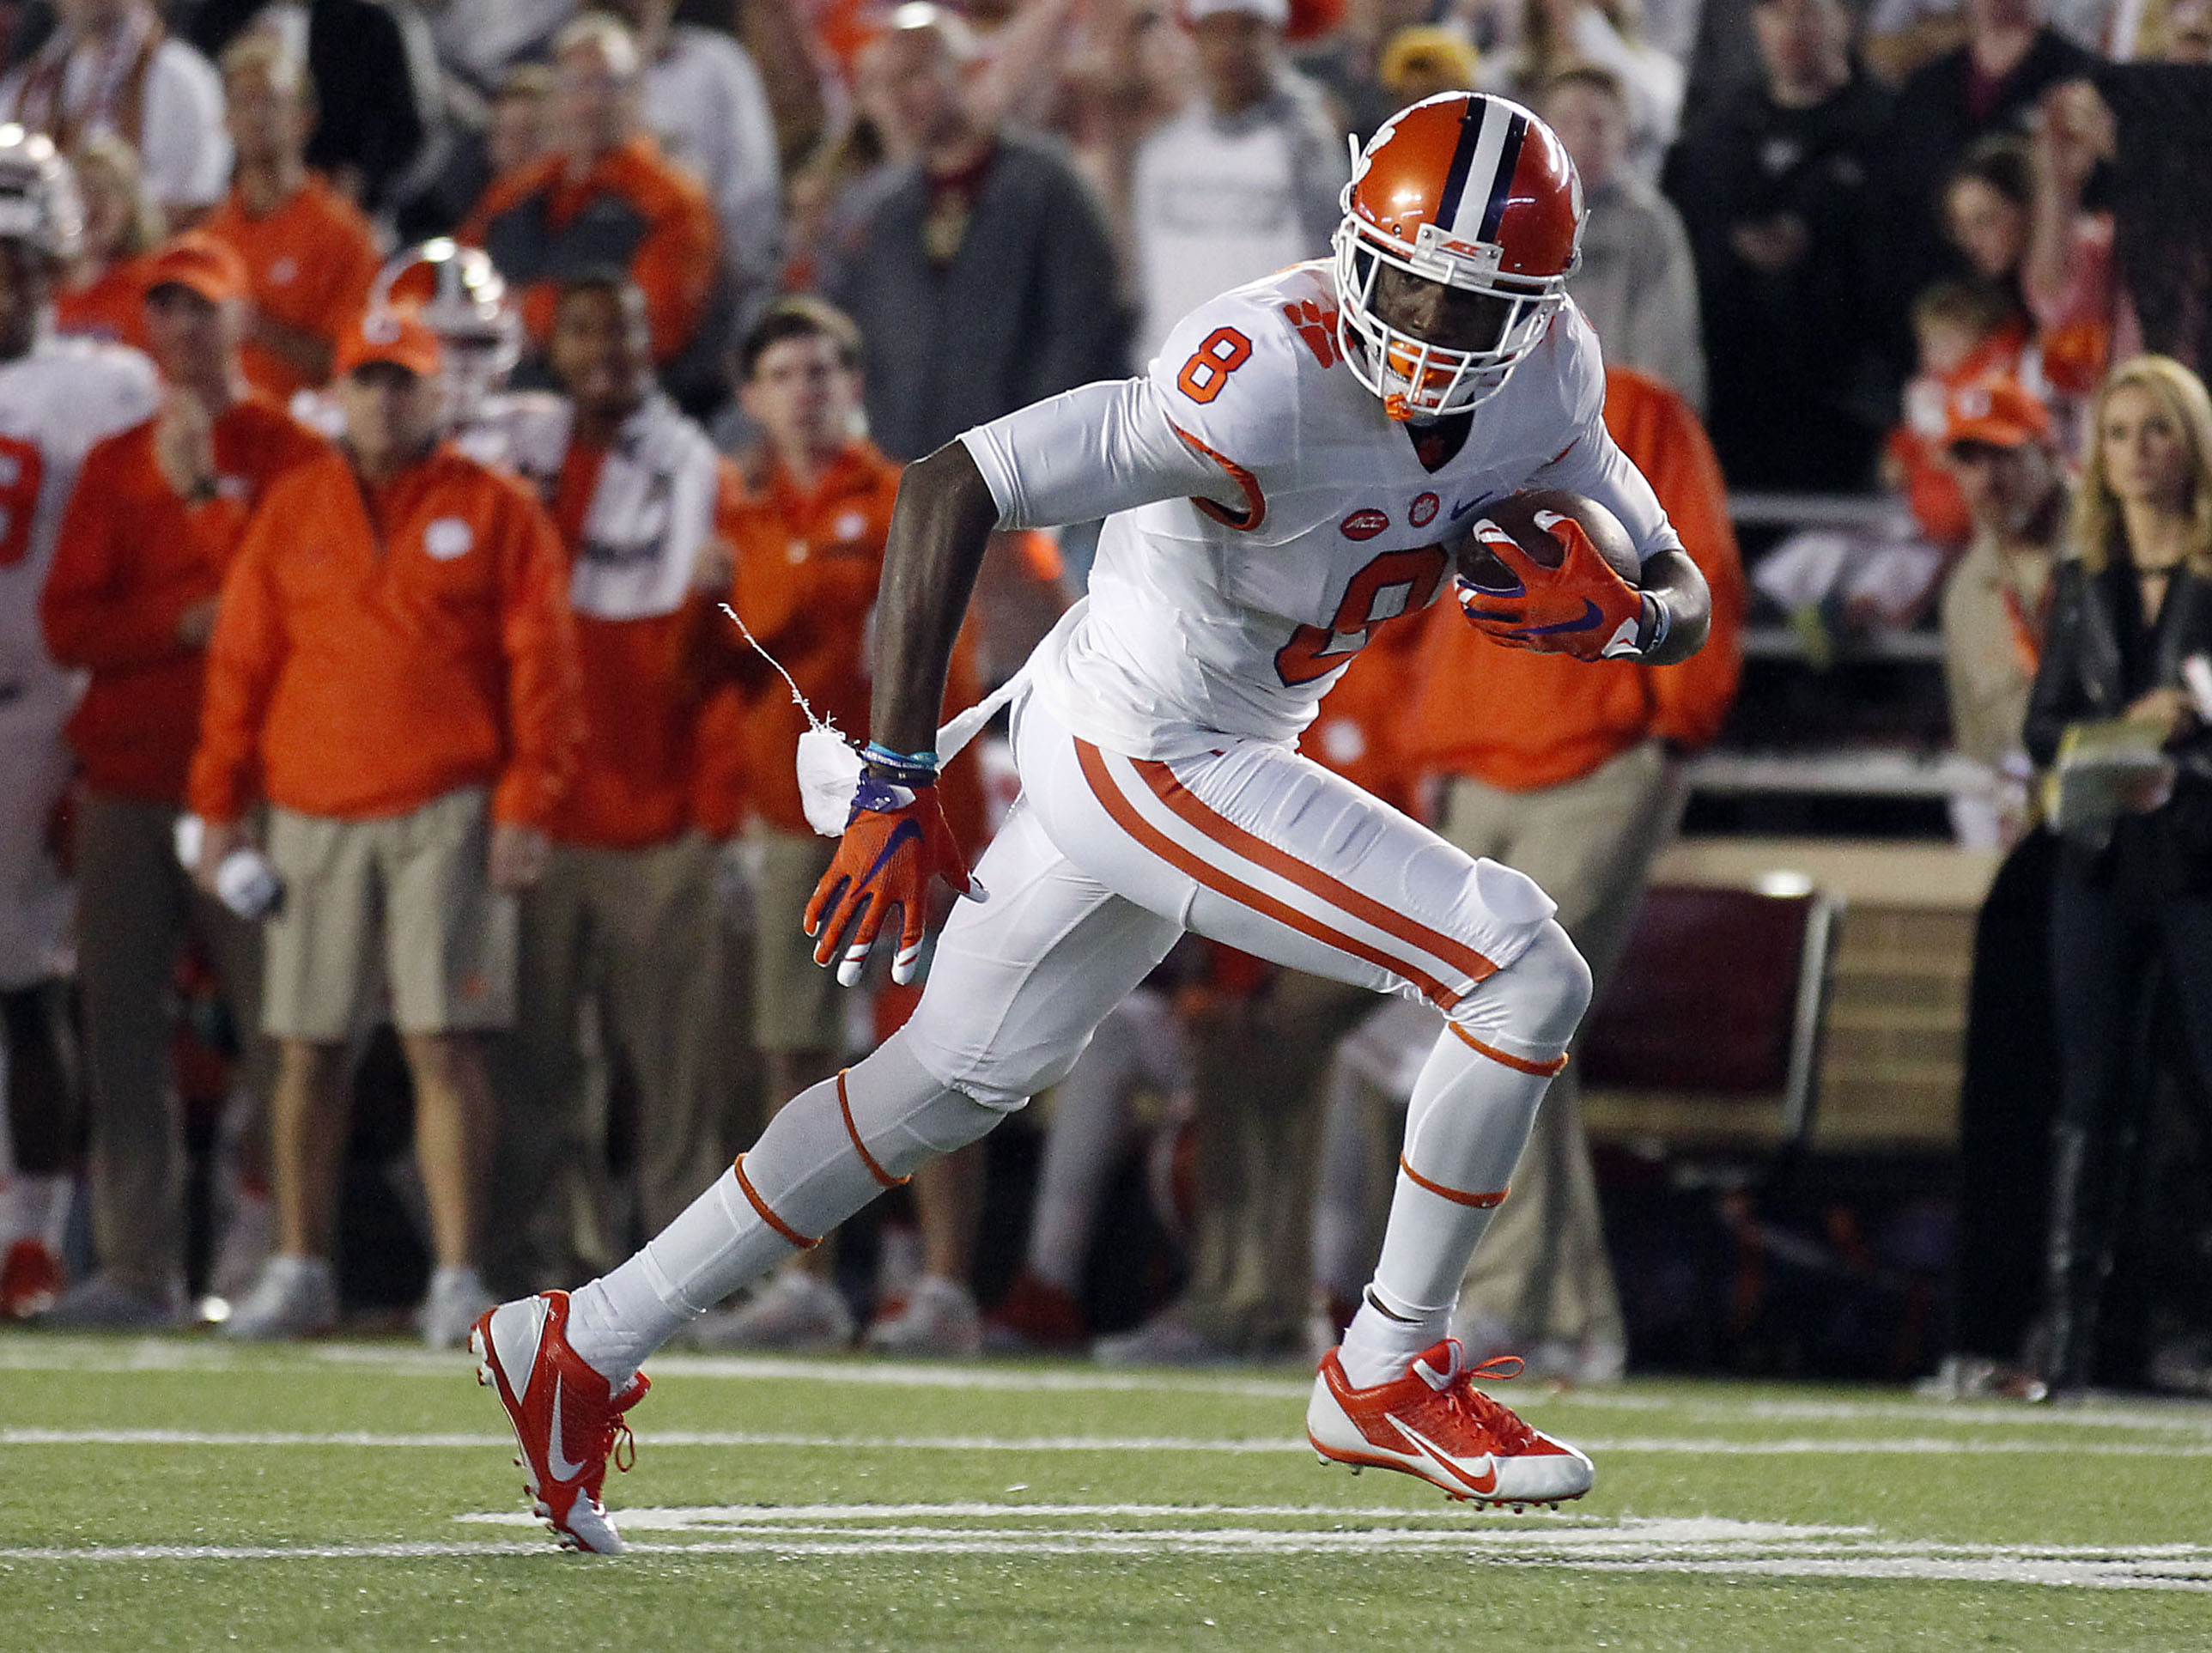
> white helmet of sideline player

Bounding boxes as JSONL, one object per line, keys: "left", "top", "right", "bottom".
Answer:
{"left": 369, "top": 239, "right": 520, "bottom": 422}
{"left": 0, "top": 124, "right": 82, "bottom": 264}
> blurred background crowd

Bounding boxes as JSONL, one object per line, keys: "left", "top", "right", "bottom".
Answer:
{"left": 4, "top": 0, "right": 2212, "bottom": 1402}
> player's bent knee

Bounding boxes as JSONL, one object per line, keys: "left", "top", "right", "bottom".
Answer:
{"left": 1450, "top": 919, "right": 1591, "bottom": 1055}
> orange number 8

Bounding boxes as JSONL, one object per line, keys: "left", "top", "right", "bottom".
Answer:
{"left": 1176, "top": 327, "right": 1252, "bottom": 405}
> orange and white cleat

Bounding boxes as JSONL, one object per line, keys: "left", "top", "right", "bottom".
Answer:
{"left": 1307, "top": 1338, "right": 1592, "bottom": 1508}
{"left": 471, "top": 1291, "right": 649, "bottom": 1553}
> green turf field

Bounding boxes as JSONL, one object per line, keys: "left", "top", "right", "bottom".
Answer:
{"left": 4, "top": 1334, "right": 2212, "bottom": 1650}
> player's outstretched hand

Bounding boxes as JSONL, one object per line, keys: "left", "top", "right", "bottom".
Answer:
{"left": 804, "top": 748, "right": 977, "bottom": 988}
{"left": 1456, "top": 513, "right": 1645, "bottom": 662}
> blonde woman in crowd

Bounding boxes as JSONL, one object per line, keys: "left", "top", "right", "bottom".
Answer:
{"left": 55, "top": 132, "right": 164, "bottom": 352}
{"left": 2023, "top": 355, "right": 2212, "bottom": 1394}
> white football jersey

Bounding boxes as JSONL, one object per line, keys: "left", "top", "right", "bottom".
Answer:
{"left": 0, "top": 334, "right": 158, "bottom": 691}
{"left": 960, "top": 261, "right": 1680, "bottom": 761}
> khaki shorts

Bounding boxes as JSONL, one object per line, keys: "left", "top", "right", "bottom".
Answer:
{"left": 746, "top": 824, "right": 841, "bottom": 1054}
{"left": 261, "top": 787, "right": 516, "bottom": 1041}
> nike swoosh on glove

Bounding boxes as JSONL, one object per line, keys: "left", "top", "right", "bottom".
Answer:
{"left": 804, "top": 760, "right": 979, "bottom": 987}
{"left": 1455, "top": 511, "right": 1645, "bottom": 661}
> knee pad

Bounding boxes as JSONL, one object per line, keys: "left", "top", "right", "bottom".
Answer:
{"left": 1448, "top": 919, "right": 1592, "bottom": 1057}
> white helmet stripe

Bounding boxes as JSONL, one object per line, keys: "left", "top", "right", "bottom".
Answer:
{"left": 1443, "top": 96, "right": 1517, "bottom": 237}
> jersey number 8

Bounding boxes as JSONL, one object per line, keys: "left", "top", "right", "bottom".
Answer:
{"left": 1176, "top": 327, "right": 1253, "bottom": 405}
{"left": 0, "top": 435, "right": 42, "bottom": 568}
{"left": 1276, "top": 545, "right": 1450, "bottom": 687}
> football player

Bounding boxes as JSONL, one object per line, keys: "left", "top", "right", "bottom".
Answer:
{"left": 295, "top": 240, "right": 569, "bottom": 489}
{"left": 475, "top": 91, "right": 1713, "bottom": 1552}
{"left": 0, "top": 126, "right": 161, "bottom": 1316}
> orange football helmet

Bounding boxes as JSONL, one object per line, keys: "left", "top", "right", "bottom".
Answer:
{"left": 1334, "top": 92, "right": 1583, "bottom": 420}
{"left": 369, "top": 239, "right": 521, "bottom": 415}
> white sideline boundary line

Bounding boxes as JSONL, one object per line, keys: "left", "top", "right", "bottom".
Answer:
{"left": 12, "top": 1426, "right": 2212, "bottom": 1460}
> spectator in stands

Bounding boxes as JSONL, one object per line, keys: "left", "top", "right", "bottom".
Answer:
{"left": 186, "top": 0, "right": 429, "bottom": 212}
{"left": 54, "top": 131, "right": 161, "bottom": 351}
{"left": 1405, "top": 367, "right": 1746, "bottom": 1383}
{"left": 1939, "top": 375, "right": 2062, "bottom": 828}
{"left": 816, "top": 4, "right": 1124, "bottom": 462}
{"left": 1664, "top": 0, "right": 1894, "bottom": 489}
{"left": 1125, "top": 0, "right": 1343, "bottom": 367}
{"left": 489, "top": 273, "right": 737, "bottom": 1293}
{"left": 203, "top": 36, "right": 381, "bottom": 402}
{"left": 1301, "top": 0, "right": 1445, "bottom": 143}
{"left": 489, "top": 64, "right": 553, "bottom": 180}
{"left": 38, "top": 233, "right": 327, "bottom": 1329}
{"left": 2025, "top": 354, "right": 2212, "bottom": 1394}
{"left": 592, "top": 0, "right": 784, "bottom": 330}
{"left": 1541, "top": 65, "right": 1705, "bottom": 412}
{"left": 1481, "top": 0, "right": 1685, "bottom": 181}
{"left": 459, "top": 16, "right": 720, "bottom": 383}
{"left": 1876, "top": 0, "right": 2094, "bottom": 328}
{"left": 1888, "top": 280, "right": 2032, "bottom": 553}
{"left": 188, "top": 311, "right": 582, "bottom": 1346}
{"left": 1376, "top": 27, "right": 1482, "bottom": 111}
{"left": 1943, "top": 135, "right": 2033, "bottom": 296}
{"left": 0, "top": 0, "right": 230, "bottom": 219}
{"left": 1936, "top": 374, "right": 2067, "bottom": 1400}
{"left": 693, "top": 296, "right": 988, "bottom": 1353}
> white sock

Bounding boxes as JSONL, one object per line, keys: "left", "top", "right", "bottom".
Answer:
{"left": 566, "top": 1034, "right": 1004, "bottom": 1385}
{"left": 1339, "top": 1024, "right": 1558, "bottom": 1389}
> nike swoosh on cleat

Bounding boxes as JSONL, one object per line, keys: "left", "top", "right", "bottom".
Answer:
{"left": 545, "top": 1376, "right": 586, "bottom": 1481}
{"left": 1388, "top": 1414, "right": 1498, "bottom": 1496}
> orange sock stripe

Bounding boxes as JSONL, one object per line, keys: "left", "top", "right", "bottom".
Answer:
{"left": 732, "top": 1154, "right": 819, "bottom": 1249}
{"left": 837, "top": 1069, "right": 909, "bottom": 1188}
{"left": 1398, "top": 1156, "right": 1509, "bottom": 1209}
{"left": 1449, "top": 1023, "right": 1569, "bottom": 1075}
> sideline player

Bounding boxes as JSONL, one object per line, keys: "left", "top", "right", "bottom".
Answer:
{"left": 474, "top": 90, "right": 1713, "bottom": 1553}
{"left": 0, "top": 129, "right": 160, "bottom": 1316}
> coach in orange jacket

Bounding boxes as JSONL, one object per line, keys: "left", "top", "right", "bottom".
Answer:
{"left": 40, "top": 231, "right": 327, "bottom": 1323}
{"left": 487, "top": 273, "right": 741, "bottom": 1293}
{"left": 187, "top": 311, "right": 583, "bottom": 1346}
{"left": 1404, "top": 365, "right": 1747, "bottom": 1383}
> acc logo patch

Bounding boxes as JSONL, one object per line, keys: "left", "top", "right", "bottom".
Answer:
{"left": 1340, "top": 507, "right": 1389, "bottom": 541}
{"left": 423, "top": 517, "right": 474, "bottom": 561}
{"left": 1409, "top": 492, "right": 1439, "bottom": 528}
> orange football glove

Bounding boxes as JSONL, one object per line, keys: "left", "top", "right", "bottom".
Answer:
{"left": 804, "top": 750, "right": 977, "bottom": 987}
{"left": 1455, "top": 511, "right": 1648, "bottom": 661}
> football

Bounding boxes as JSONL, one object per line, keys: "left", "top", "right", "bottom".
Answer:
{"left": 1455, "top": 489, "right": 1640, "bottom": 589}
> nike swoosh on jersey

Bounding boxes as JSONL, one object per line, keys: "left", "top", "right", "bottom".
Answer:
{"left": 1449, "top": 494, "right": 1499, "bottom": 521}
{"left": 545, "top": 1376, "right": 587, "bottom": 1481}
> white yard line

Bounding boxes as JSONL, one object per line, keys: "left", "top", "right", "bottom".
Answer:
{"left": 11, "top": 1426, "right": 2212, "bottom": 1459}
{"left": 6, "top": 1510, "right": 2211, "bottom": 1591}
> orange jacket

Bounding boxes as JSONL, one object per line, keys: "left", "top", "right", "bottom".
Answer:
{"left": 1298, "top": 605, "right": 1427, "bottom": 815}
{"left": 458, "top": 137, "right": 719, "bottom": 366}
{"left": 55, "top": 252, "right": 156, "bottom": 352}
{"left": 538, "top": 441, "right": 732, "bottom": 850}
{"left": 43, "top": 393, "right": 329, "bottom": 803}
{"left": 188, "top": 442, "right": 584, "bottom": 828}
{"left": 707, "top": 441, "right": 985, "bottom": 848}
{"left": 1401, "top": 368, "right": 1747, "bottom": 793}
{"left": 204, "top": 173, "right": 382, "bottom": 401}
